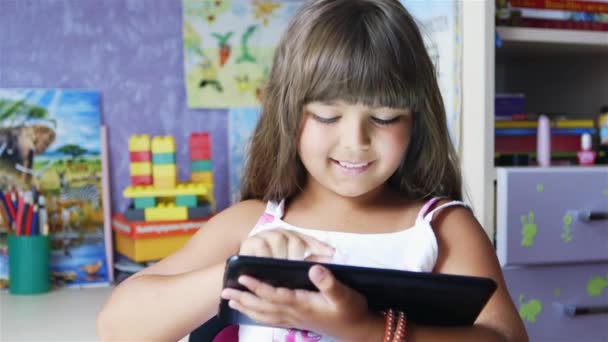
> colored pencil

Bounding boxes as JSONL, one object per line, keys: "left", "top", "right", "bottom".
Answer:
{"left": 31, "top": 205, "right": 39, "bottom": 236}
{"left": 15, "top": 193, "right": 24, "bottom": 235}
{"left": 4, "top": 192, "right": 16, "bottom": 221}
{"left": 25, "top": 201, "right": 33, "bottom": 236}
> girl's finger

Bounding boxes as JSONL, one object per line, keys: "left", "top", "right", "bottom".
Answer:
{"left": 228, "top": 300, "right": 287, "bottom": 327}
{"left": 285, "top": 231, "right": 307, "bottom": 260}
{"left": 298, "top": 233, "right": 335, "bottom": 256}
{"left": 238, "top": 275, "right": 296, "bottom": 305}
{"left": 263, "top": 230, "right": 289, "bottom": 258}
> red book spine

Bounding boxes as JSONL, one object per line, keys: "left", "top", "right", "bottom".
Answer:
{"left": 510, "top": 0, "right": 608, "bottom": 13}
{"left": 520, "top": 17, "right": 608, "bottom": 30}
{"left": 495, "top": 135, "right": 581, "bottom": 153}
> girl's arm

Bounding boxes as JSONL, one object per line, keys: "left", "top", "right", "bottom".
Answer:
{"left": 404, "top": 205, "right": 529, "bottom": 342}
{"left": 96, "top": 200, "right": 265, "bottom": 341}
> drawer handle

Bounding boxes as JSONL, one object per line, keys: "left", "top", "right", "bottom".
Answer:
{"left": 577, "top": 210, "right": 608, "bottom": 222}
{"left": 558, "top": 303, "right": 608, "bottom": 317}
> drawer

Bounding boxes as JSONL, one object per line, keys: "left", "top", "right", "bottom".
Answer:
{"left": 503, "top": 264, "right": 608, "bottom": 341}
{"left": 496, "top": 167, "right": 608, "bottom": 266}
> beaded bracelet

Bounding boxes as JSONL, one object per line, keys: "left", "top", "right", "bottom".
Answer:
{"left": 382, "top": 309, "right": 407, "bottom": 342}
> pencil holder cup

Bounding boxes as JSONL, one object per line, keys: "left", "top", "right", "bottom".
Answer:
{"left": 8, "top": 235, "right": 51, "bottom": 295}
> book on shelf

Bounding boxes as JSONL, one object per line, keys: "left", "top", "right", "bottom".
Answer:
{"left": 508, "top": 0, "right": 608, "bottom": 14}
{"left": 515, "top": 17, "right": 608, "bottom": 30}
{"left": 512, "top": 7, "right": 608, "bottom": 21}
{"left": 495, "top": 119, "right": 595, "bottom": 128}
{"left": 496, "top": 134, "right": 582, "bottom": 153}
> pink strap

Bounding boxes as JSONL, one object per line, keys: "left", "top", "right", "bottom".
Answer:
{"left": 424, "top": 201, "right": 470, "bottom": 222}
{"left": 418, "top": 197, "right": 443, "bottom": 219}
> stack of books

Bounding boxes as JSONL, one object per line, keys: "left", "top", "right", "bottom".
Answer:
{"left": 497, "top": 0, "right": 608, "bottom": 32}
{"left": 495, "top": 117, "right": 596, "bottom": 165}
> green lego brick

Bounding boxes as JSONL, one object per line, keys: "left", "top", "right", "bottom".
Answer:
{"left": 191, "top": 160, "right": 212, "bottom": 172}
{"left": 176, "top": 195, "right": 197, "bottom": 208}
{"left": 152, "top": 152, "right": 176, "bottom": 164}
{"left": 134, "top": 197, "right": 156, "bottom": 209}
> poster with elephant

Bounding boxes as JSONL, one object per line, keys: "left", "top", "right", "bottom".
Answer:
{"left": 0, "top": 89, "right": 109, "bottom": 288}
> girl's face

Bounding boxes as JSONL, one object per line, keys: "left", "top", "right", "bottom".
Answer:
{"left": 298, "top": 100, "right": 412, "bottom": 198}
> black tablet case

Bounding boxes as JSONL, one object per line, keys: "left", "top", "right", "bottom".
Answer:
{"left": 218, "top": 256, "right": 497, "bottom": 327}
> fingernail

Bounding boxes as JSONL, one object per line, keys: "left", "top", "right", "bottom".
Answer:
{"left": 221, "top": 289, "right": 233, "bottom": 299}
{"left": 310, "top": 266, "right": 326, "bottom": 282}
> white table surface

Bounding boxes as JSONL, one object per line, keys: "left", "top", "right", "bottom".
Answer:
{"left": 0, "top": 286, "right": 191, "bottom": 341}
{"left": 1, "top": 286, "right": 112, "bottom": 341}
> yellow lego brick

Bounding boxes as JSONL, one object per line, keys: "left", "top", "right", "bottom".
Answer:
{"left": 130, "top": 162, "right": 152, "bottom": 176}
{"left": 114, "top": 233, "right": 194, "bottom": 262}
{"left": 123, "top": 182, "right": 212, "bottom": 198}
{"left": 154, "top": 176, "right": 177, "bottom": 189}
{"left": 191, "top": 171, "right": 213, "bottom": 184}
{"left": 144, "top": 203, "right": 187, "bottom": 221}
{"left": 151, "top": 136, "right": 176, "bottom": 153}
{"left": 129, "top": 134, "right": 151, "bottom": 152}
{"left": 152, "top": 164, "right": 177, "bottom": 177}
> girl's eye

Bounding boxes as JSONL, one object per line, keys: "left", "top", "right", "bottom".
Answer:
{"left": 311, "top": 114, "right": 339, "bottom": 124}
{"left": 371, "top": 116, "right": 401, "bottom": 125}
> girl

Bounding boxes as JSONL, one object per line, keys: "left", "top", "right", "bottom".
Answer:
{"left": 98, "top": 0, "right": 528, "bottom": 341}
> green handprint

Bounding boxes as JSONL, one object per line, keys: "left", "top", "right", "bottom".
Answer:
{"left": 518, "top": 294, "right": 542, "bottom": 323}
{"left": 561, "top": 213, "right": 573, "bottom": 243}
{"left": 521, "top": 212, "right": 537, "bottom": 247}
{"left": 587, "top": 274, "right": 608, "bottom": 297}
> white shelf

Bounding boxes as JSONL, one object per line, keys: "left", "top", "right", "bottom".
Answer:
{"left": 496, "top": 27, "right": 608, "bottom": 56}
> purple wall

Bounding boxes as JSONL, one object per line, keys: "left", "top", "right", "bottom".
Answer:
{"left": 0, "top": 0, "right": 230, "bottom": 213}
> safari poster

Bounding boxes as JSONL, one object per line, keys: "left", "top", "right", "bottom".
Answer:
{"left": 0, "top": 89, "right": 109, "bottom": 288}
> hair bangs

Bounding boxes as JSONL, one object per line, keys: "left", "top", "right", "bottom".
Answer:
{"left": 300, "top": 10, "right": 422, "bottom": 111}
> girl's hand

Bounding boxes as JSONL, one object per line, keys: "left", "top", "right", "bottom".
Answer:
{"left": 239, "top": 229, "right": 335, "bottom": 261}
{"left": 221, "top": 265, "right": 382, "bottom": 341}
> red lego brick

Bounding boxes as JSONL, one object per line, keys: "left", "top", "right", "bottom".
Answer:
{"left": 131, "top": 175, "right": 153, "bottom": 185}
{"left": 130, "top": 151, "right": 152, "bottom": 162}
{"left": 190, "top": 149, "right": 211, "bottom": 160}
{"left": 189, "top": 132, "right": 211, "bottom": 160}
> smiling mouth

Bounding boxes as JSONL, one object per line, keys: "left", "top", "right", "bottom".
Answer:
{"left": 331, "top": 159, "right": 374, "bottom": 170}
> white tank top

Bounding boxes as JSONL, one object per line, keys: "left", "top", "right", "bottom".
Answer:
{"left": 238, "top": 197, "right": 469, "bottom": 342}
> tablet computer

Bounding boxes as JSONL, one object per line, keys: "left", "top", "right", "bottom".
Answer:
{"left": 218, "top": 255, "right": 497, "bottom": 327}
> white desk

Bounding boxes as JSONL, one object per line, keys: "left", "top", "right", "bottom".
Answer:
{"left": 0, "top": 287, "right": 112, "bottom": 342}
{"left": 0, "top": 287, "right": 112, "bottom": 341}
{"left": 0, "top": 286, "right": 190, "bottom": 341}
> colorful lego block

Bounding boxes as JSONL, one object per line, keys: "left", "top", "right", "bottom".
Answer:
{"left": 176, "top": 195, "right": 197, "bottom": 208}
{"left": 152, "top": 164, "right": 177, "bottom": 177}
{"left": 189, "top": 133, "right": 211, "bottom": 160}
{"left": 130, "top": 162, "right": 152, "bottom": 176}
{"left": 124, "top": 208, "right": 145, "bottom": 221}
{"left": 129, "top": 134, "right": 151, "bottom": 152}
{"left": 187, "top": 203, "right": 212, "bottom": 219}
{"left": 153, "top": 176, "right": 177, "bottom": 189}
{"left": 114, "top": 232, "right": 194, "bottom": 262}
{"left": 129, "top": 151, "right": 151, "bottom": 162}
{"left": 130, "top": 175, "right": 153, "bottom": 186}
{"left": 152, "top": 153, "right": 176, "bottom": 164}
{"left": 191, "top": 171, "right": 213, "bottom": 184}
{"left": 190, "top": 149, "right": 211, "bottom": 160}
{"left": 112, "top": 213, "right": 209, "bottom": 237}
{"left": 134, "top": 197, "right": 156, "bottom": 209}
{"left": 123, "top": 183, "right": 211, "bottom": 198}
{"left": 191, "top": 160, "right": 212, "bottom": 172}
{"left": 151, "top": 136, "right": 176, "bottom": 153}
{"left": 144, "top": 203, "right": 188, "bottom": 221}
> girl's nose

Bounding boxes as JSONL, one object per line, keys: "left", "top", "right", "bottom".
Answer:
{"left": 341, "top": 118, "right": 371, "bottom": 151}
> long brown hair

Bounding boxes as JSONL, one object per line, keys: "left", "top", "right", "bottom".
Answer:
{"left": 241, "top": 0, "right": 462, "bottom": 202}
